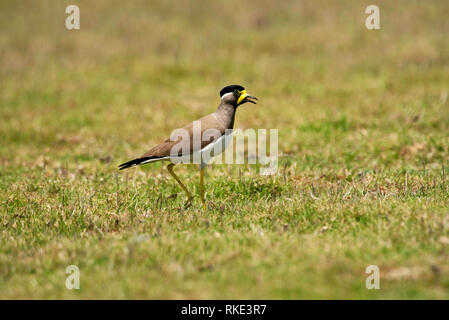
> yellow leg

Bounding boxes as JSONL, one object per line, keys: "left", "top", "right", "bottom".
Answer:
{"left": 200, "top": 166, "right": 206, "bottom": 210}
{"left": 167, "top": 163, "right": 192, "bottom": 209}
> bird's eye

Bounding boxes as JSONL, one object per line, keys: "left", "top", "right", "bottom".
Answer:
{"left": 233, "top": 89, "right": 239, "bottom": 97}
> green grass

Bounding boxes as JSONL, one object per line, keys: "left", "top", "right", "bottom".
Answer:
{"left": 1, "top": 0, "right": 449, "bottom": 299}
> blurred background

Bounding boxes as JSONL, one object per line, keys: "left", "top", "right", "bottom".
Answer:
{"left": 1, "top": 0, "right": 447, "bottom": 167}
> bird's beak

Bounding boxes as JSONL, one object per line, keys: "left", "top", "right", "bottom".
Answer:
{"left": 237, "top": 90, "right": 258, "bottom": 105}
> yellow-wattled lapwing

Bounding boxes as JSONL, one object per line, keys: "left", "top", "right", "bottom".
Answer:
{"left": 119, "top": 85, "right": 257, "bottom": 209}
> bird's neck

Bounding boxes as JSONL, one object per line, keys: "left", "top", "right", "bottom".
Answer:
{"left": 216, "top": 102, "right": 236, "bottom": 129}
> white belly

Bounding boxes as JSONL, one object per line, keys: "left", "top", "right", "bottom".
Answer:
{"left": 171, "top": 130, "right": 233, "bottom": 165}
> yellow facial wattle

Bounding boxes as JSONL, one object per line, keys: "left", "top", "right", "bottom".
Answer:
{"left": 237, "top": 90, "right": 247, "bottom": 105}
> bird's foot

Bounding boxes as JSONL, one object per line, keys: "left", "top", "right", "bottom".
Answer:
{"left": 184, "top": 197, "right": 193, "bottom": 210}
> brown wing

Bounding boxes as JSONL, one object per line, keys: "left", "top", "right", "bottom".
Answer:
{"left": 141, "top": 112, "right": 225, "bottom": 158}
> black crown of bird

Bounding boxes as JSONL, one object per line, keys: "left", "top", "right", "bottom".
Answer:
{"left": 118, "top": 85, "right": 258, "bottom": 209}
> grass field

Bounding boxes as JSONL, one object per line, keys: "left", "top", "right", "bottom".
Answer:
{"left": 1, "top": 0, "right": 449, "bottom": 299}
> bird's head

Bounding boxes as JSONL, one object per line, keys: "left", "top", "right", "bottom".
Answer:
{"left": 219, "top": 85, "right": 258, "bottom": 107}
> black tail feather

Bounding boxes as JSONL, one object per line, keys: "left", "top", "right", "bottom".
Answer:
{"left": 118, "top": 156, "right": 159, "bottom": 170}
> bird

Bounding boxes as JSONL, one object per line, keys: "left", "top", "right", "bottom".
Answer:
{"left": 118, "top": 85, "right": 258, "bottom": 210}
